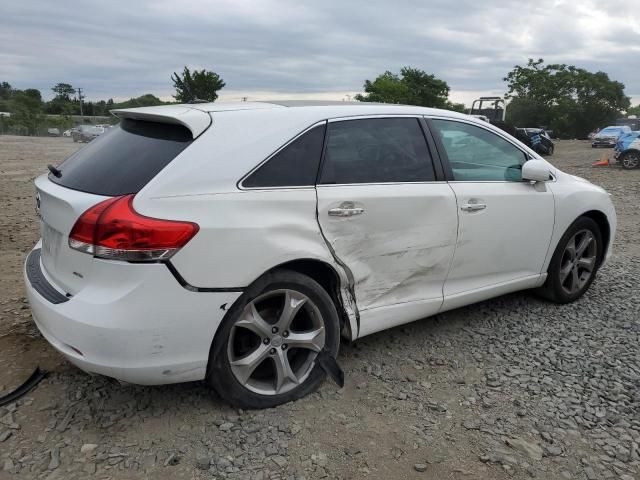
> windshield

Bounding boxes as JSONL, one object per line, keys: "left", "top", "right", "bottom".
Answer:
{"left": 599, "top": 127, "right": 623, "bottom": 135}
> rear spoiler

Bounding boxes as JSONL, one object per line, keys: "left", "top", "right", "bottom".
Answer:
{"left": 110, "top": 105, "right": 212, "bottom": 139}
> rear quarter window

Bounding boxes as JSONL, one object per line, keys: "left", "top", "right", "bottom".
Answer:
{"left": 50, "top": 119, "right": 193, "bottom": 196}
{"left": 242, "top": 123, "right": 326, "bottom": 188}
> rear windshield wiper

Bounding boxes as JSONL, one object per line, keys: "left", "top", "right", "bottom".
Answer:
{"left": 47, "top": 164, "right": 62, "bottom": 178}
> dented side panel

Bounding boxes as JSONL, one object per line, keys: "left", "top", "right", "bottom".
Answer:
{"left": 140, "top": 188, "right": 360, "bottom": 340}
{"left": 316, "top": 183, "right": 458, "bottom": 320}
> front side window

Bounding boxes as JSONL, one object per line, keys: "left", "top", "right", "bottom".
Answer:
{"left": 431, "top": 119, "right": 527, "bottom": 182}
{"left": 319, "top": 118, "right": 436, "bottom": 184}
{"left": 243, "top": 124, "right": 326, "bottom": 188}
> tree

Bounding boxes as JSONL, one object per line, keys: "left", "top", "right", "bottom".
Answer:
{"left": 355, "top": 67, "right": 452, "bottom": 108}
{"left": 47, "top": 83, "right": 78, "bottom": 115}
{"left": 110, "top": 94, "right": 167, "bottom": 110}
{"left": 628, "top": 104, "right": 640, "bottom": 116}
{"left": 11, "top": 90, "right": 45, "bottom": 135}
{"left": 0, "top": 81, "right": 12, "bottom": 111}
{"left": 172, "top": 67, "right": 225, "bottom": 103}
{"left": 0, "top": 82, "right": 12, "bottom": 101}
{"left": 504, "top": 59, "right": 630, "bottom": 138}
{"left": 51, "top": 83, "right": 76, "bottom": 101}
{"left": 446, "top": 102, "right": 467, "bottom": 113}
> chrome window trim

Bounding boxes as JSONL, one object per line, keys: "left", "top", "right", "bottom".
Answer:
{"left": 316, "top": 181, "right": 443, "bottom": 188}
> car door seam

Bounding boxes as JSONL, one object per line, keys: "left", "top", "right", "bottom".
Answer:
{"left": 439, "top": 182, "right": 461, "bottom": 311}
{"left": 314, "top": 187, "right": 361, "bottom": 337}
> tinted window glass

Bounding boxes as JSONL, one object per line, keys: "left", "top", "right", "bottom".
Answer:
{"left": 320, "top": 118, "right": 435, "bottom": 184}
{"left": 50, "top": 119, "right": 193, "bottom": 196}
{"left": 243, "top": 124, "right": 326, "bottom": 188}
{"left": 431, "top": 119, "right": 527, "bottom": 182}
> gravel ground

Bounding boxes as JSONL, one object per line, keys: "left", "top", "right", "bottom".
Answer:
{"left": 0, "top": 135, "right": 638, "bottom": 480}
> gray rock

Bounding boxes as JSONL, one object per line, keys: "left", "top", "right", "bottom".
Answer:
{"left": 506, "top": 437, "right": 543, "bottom": 461}
{"left": 414, "top": 463, "right": 428, "bottom": 472}
{"left": 219, "top": 422, "right": 234, "bottom": 431}
{"left": 80, "top": 443, "right": 98, "bottom": 454}
{"left": 48, "top": 447, "right": 60, "bottom": 470}
{"left": 195, "top": 454, "right": 210, "bottom": 470}
{"left": 3, "top": 459, "right": 15, "bottom": 472}
{"left": 584, "top": 467, "right": 597, "bottom": 480}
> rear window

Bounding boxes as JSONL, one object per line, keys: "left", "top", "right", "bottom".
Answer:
{"left": 50, "top": 119, "right": 193, "bottom": 196}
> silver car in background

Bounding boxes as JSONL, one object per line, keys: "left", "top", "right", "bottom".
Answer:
{"left": 71, "top": 125, "right": 105, "bottom": 143}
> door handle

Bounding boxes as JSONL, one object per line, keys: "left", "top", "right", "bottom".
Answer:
{"left": 460, "top": 203, "right": 487, "bottom": 212}
{"left": 328, "top": 205, "right": 365, "bottom": 217}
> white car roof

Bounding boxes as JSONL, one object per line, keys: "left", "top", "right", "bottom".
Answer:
{"left": 111, "top": 101, "right": 473, "bottom": 139}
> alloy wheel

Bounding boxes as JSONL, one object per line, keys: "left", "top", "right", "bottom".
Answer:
{"left": 621, "top": 152, "right": 640, "bottom": 170}
{"left": 227, "top": 289, "right": 326, "bottom": 395}
{"left": 559, "top": 229, "right": 597, "bottom": 295}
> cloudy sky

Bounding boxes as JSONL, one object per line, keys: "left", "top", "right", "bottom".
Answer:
{"left": 2, "top": 0, "right": 639, "bottom": 106}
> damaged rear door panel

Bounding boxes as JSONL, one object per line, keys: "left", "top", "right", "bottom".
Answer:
{"left": 315, "top": 117, "right": 458, "bottom": 337}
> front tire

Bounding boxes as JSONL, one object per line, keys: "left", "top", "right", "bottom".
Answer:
{"left": 537, "top": 217, "right": 602, "bottom": 304}
{"left": 207, "top": 269, "right": 340, "bottom": 409}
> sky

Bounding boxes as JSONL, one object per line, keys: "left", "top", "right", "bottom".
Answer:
{"left": 2, "top": 0, "right": 639, "bottom": 107}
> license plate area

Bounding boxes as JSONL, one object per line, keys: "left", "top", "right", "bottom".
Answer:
{"left": 41, "top": 222, "right": 63, "bottom": 261}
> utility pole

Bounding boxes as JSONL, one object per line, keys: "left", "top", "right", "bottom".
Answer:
{"left": 76, "top": 87, "right": 84, "bottom": 117}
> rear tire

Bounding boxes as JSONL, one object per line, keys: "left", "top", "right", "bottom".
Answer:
{"left": 537, "top": 217, "right": 602, "bottom": 304}
{"left": 620, "top": 151, "right": 640, "bottom": 170}
{"left": 207, "top": 269, "right": 340, "bottom": 409}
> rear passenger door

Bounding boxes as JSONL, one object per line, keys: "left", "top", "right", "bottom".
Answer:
{"left": 316, "top": 117, "right": 458, "bottom": 336}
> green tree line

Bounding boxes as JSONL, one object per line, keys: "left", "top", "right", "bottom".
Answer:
{"left": 1, "top": 62, "right": 636, "bottom": 138}
{"left": 504, "top": 59, "right": 632, "bottom": 139}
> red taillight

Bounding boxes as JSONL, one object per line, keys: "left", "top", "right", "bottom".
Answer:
{"left": 69, "top": 195, "right": 199, "bottom": 262}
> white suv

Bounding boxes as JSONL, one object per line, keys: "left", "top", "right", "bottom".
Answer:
{"left": 25, "top": 101, "right": 616, "bottom": 408}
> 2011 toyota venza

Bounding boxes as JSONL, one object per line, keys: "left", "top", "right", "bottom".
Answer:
{"left": 24, "top": 101, "right": 616, "bottom": 408}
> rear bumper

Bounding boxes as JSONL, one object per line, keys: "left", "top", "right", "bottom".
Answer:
{"left": 24, "top": 245, "right": 242, "bottom": 385}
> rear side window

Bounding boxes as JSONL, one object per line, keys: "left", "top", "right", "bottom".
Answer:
{"left": 50, "top": 119, "right": 193, "bottom": 196}
{"left": 319, "top": 118, "right": 435, "bottom": 184}
{"left": 242, "top": 124, "right": 326, "bottom": 188}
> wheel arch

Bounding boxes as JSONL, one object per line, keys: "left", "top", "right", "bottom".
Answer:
{"left": 262, "top": 258, "right": 354, "bottom": 340}
{"left": 580, "top": 210, "right": 611, "bottom": 263}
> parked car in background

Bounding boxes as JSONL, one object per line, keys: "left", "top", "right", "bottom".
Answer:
{"left": 516, "top": 128, "right": 555, "bottom": 155}
{"left": 614, "top": 131, "right": 640, "bottom": 170}
{"left": 25, "top": 101, "right": 616, "bottom": 408}
{"left": 71, "top": 125, "right": 104, "bottom": 143}
{"left": 592, "top": 126, "right": 632, "bottom": 148}
{"left": 47, "top": 128, "right": 60, "bottom": 137}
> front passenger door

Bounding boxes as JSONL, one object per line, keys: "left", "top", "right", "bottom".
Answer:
{"left": 429, "top": 118, "right": 555, "bottom": 306}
